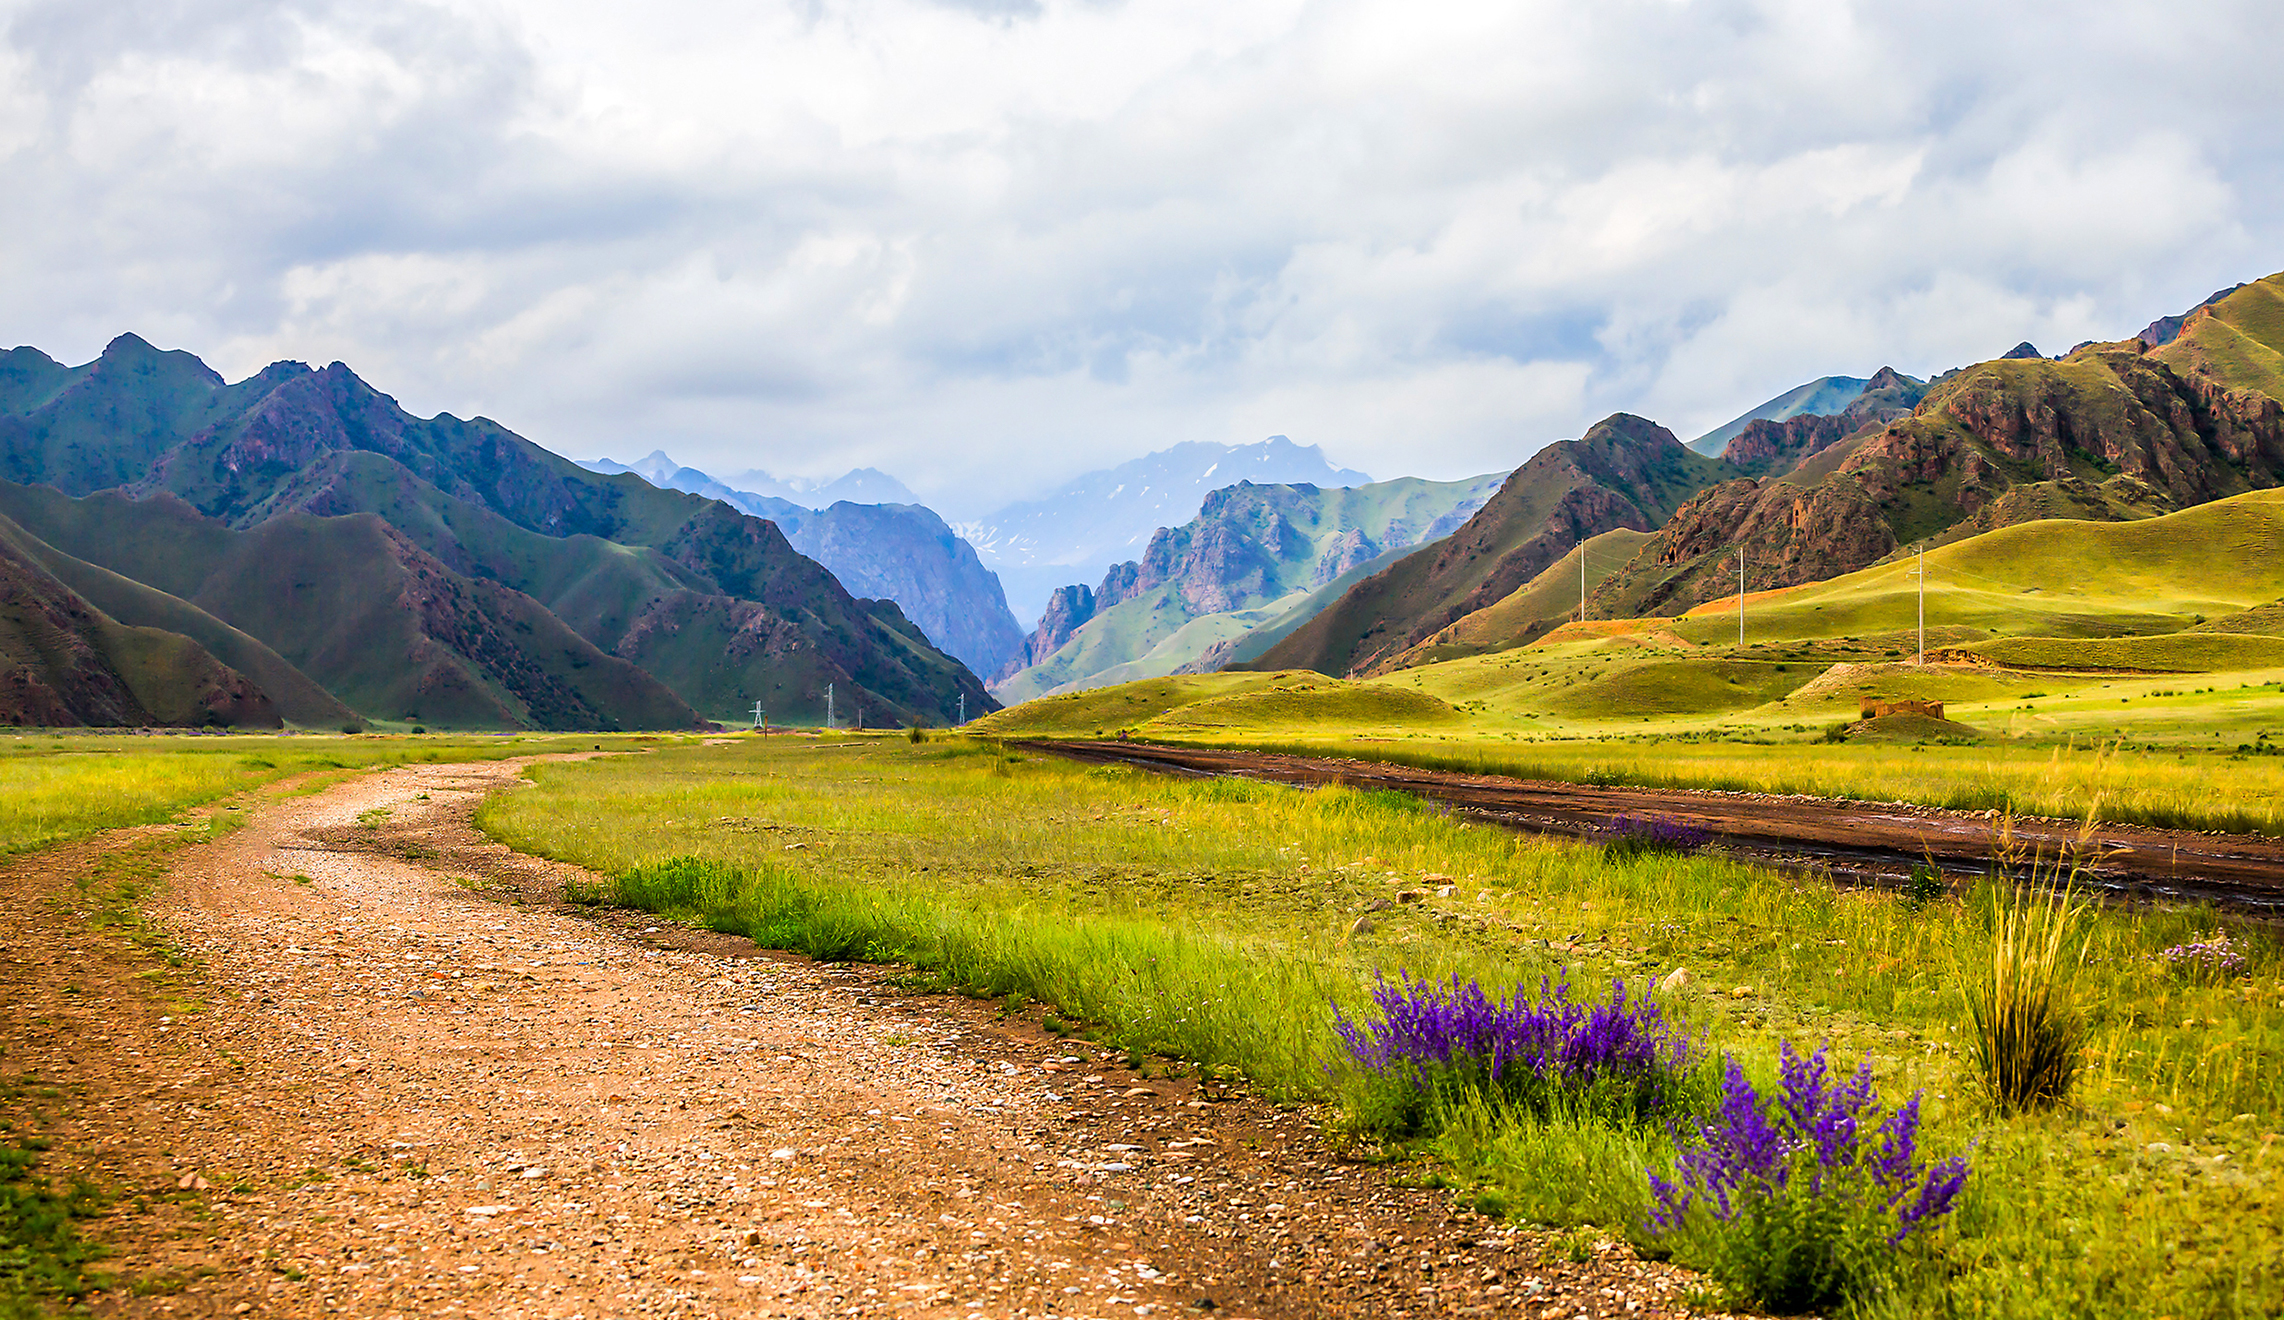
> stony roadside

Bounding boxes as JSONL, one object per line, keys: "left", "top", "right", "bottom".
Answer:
{"left": 0, "top": 756, "right": 1709, "bottom": 1319}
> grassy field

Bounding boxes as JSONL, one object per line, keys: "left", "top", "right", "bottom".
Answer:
{"left": 475, "top": 736, "right": 2283, "bottom": 1318}
{"left": 0, "top": 730, "right": 649, "bottom": 857}
{"left": 968, "top": 490, "right": 2284, "bottom": 833}
{"left": 973, "top": 665, "right": 2284, "bottom": 833}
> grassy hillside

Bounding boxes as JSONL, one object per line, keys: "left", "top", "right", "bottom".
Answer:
{"left": 978, "top": 488, "right": 2284, "bottom": 770}
{"left": 0, "top": 481, "right": 699, "bottom": 730}
{"left": 2155, "top": 271, "right": 2284, "bottom": 403}
{"left": 1249, "top": 415, "right": 1735, "bottom": 678}
{"left": 0, "top": 521, "right": 277, "bottom": 728}
{"left": 1655, "top": 486, "right": 2284, "bottom": 647}
{"left": 967, "top": 672, "right": 1289, "bottom": 737}
{"left": 0, "top": 512, "right": 354, "bottom": 727}
{"left": 1385, "top": 527, "right": 1654, "bottom": 670}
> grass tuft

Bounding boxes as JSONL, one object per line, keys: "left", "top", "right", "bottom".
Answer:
{"left": 1959, "top": 844, "right": 2093, "bottom": 1116}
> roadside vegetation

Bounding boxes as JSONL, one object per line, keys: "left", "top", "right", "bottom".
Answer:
{"left": 0, "top": 730, "right": 649, "bottom": 858}
{"left": 480, "top": 736, "right": 2284, "bottom": 1318}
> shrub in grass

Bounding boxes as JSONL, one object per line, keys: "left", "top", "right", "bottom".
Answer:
{"left": 1647, "top": 1043, "right": 1969, "bottom": 1314}
{"left": 1601, "top": 813, "right": 1712, "bottom": 861}
{"left": 1959, "top": 875, "right": 2090, "bottom": 1115}
{"left": 1332, "top": 972, "right": 1696, "bottom": 1135}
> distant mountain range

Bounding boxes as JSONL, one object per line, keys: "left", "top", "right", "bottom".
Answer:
{"left": 1241, "top": 414, "right": 1741, "bottom": 677}
{"left": 0, "top": 337, "right": 993, "bottom": 729}
{"left": 956, "top": 436, "right": 1372, "bottom": 627}
{"left": 1220, "top": 270, "right": 2284, "bottom": 684}
{"left": 586, "top": 453, "right": 920, "bottom": 509}
{"left": 991, "top": 472, "right": 1503, "bottom": 701}
{"left": 578, "top": 452, "right": 1026, "bottom": 679}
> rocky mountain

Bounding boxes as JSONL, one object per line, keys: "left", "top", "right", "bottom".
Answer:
{"left": 958, "top": 436, "right": 1372, "bottom": 626}
{"left": 0, "top": 335, "right": 993, "bottom": 728}
{"left": 1715, "top": 368, "right": 1929, "bottom": 479}
{"left": 0, "top": 511, "right": 278, "bottom": 728}
{"left": 1243, "top": 414, "right": 1738, "bottom": 678}
{"left": 579, "top": 452, "right": 1025, "bottom": 679}
{"left": 991, "top": 473, "right": 1502, "bottom": 702}
{"left": 1688, "top": 375, "right": 1873, "bottom": 457}
{"left": 1596, "top": 273, "right": 2284, "bottom": 621}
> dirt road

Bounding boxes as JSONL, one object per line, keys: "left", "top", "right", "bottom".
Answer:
{"left": 1, "top": 757, "right": 1699, "bottom": 1318}
{"left": 1022, "top": 740, "right": 2284, "bottom": 912}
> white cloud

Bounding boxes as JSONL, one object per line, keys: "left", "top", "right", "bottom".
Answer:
{"left": 0, "top": 0, "right": 2278, "bottom": 506}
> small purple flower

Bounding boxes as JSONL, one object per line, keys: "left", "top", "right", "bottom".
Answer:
{"left": 2160, "top": 931, "right": 2249, "bottom": 978}
{"left": 1604, "top": 813, "right": 1713, "bottom": 854}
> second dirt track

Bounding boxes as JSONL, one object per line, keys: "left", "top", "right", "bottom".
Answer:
{"left": 1019, "top": 740, "right": 2284, "bottom": 914}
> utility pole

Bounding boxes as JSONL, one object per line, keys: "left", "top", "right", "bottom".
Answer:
{"left": 1737, "top": 551, "right": 1746, "bottom": 648}
{"left": 1916, "top": 543, "right": 1927, "bottom": 666}
{"left": 1579, "top": 535, "right": 1587, "bottom": 623}
{"left": 958, "top": 693, "right": 966, "bottom": 726}
{"left": 751, "top": 700, "right": 764, "bottom": 732}
{"left": 825, "top": 683, "right": 834, "bottom": 730}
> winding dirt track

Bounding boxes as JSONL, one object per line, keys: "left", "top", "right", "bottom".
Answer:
{"left": 2, "top": 756, "right": 1702, "bottom": 1319}
{"left": 1019, "top": 740, "right": 2284, "bottom": 913}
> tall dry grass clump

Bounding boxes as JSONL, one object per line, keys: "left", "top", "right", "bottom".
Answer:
{"left": 1958, "top": 819, "right": 2095, "bottom": 1115}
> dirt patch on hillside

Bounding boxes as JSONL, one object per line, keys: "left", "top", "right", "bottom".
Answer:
{"left": 0, "top": 758, "right": 1704, "bottom": 1318}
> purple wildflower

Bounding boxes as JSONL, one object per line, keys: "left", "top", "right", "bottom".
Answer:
{"left": 1649, "top": 1041, "right": 1969, "bottom": 1250}
{"left": 1603, "top": 813, "right": 1713, "bottom": 856}
{"left": 1333, "top": 971, "right": 1693, "bottom": 1126}
{"left": 2159, "top": 931, "right": 2249, "bottom": 978}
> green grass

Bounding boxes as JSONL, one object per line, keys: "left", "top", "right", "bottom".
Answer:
{"left": 0, "top": 731, "right": 653, "bottom": 858}
{"left": 0, "top": 1139, "right": 104, "bottom": 1317}
{"left": 1181, "top": 735, "right": 2284, "bottom": 834}
{"left": 1961, "top": 633, "right": 2284, "bottom": 674}
{"left": 478, "top": 738, "right": 2284, "bottom": 1318}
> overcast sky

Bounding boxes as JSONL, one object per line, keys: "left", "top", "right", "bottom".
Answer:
{"left": 2, "top": 0, "right": 2278, "bottom": 516}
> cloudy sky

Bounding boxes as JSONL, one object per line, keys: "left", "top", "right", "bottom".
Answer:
{"left": 2, "top": 0, "right": 2278, "bottom": 515}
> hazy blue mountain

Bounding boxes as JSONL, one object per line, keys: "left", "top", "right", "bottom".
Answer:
{"left": 582, "top": 452, "right": 1024, "bottom": 678}
{"left": 1688, "top": 376, "right": 1870, "bottom": 457}
{"left": 580, "top": 455, "right": 920, "bottom": 510}
{"left": 959, "top": 436, "right": 1372, "bottom": 626}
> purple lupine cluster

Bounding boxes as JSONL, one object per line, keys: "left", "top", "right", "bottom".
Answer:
{"left": 1602, "top": 813, "right": 1714, "bottom": 856}
{"left": 1333, "top": 972, "right": 1694, "bottom": 1121}
{"left": 2160, "top": 931, "right": 2249, "bottom": 978}
{"left": 1649, "top": 1042, "right": 1969, "bottom": 1247}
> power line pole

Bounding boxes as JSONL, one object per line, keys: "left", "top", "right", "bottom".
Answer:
{"left": 751, "top": 700, "right": 764, "bottom": 732}
{"left": 1737, "top": 551, "right": 1746, "bottom": 648}
{"left": 825, "top": 683, "right": 834, "bottom": 730}
{"left": 1579, "top": 535, "right": 1587, "bottom": 622}
{"left": 1916, "top": 543, "right": 1927, "bottom": 666}
{"left": 958, "top": 693, "right": 965, "bottom": 726}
